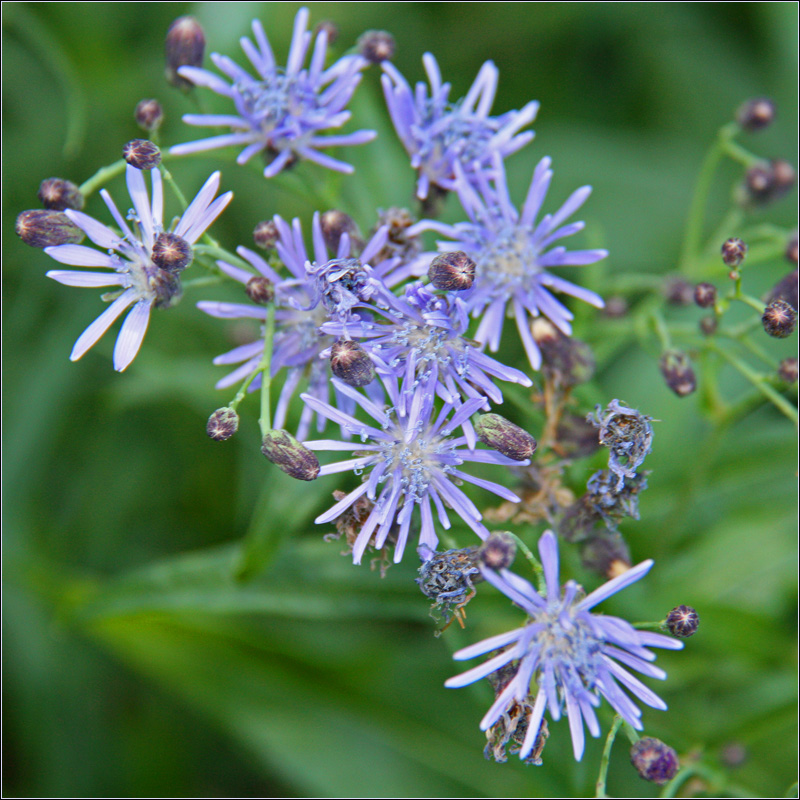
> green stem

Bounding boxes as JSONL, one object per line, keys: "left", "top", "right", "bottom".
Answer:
{"left": 506, "top": 533, "right": 544, "bottom": 593}
{"left": 651, "top": 310, "right": 672, "bottom": 351}
{"left": 632, "top": 619, "right": 667, "bottom": 630}
{"left": 721, "top": 138, "right": 762, "bottom": 168}
{"left": 79, "top": 159, "right": 127, "bottom": 198}
{"left": 595, "top": 716, "right": 623, "bottom": 798}
{"left": 193, "top": 244, "right": 252, "bottom": 272}
{"left": 181, "top": 275, "right": 224, "bottom": 291}
{"left": 159, "top": 162, "right": 189, "bottom": 214}
{"left": 258, "top": 303, "right": 277, "bottom": 437}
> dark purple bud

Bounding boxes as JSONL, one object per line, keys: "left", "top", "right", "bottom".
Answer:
{"left": 736, "top": 97, "right": 776, "bottom": 131}
{"left": 699, "top": 316, "right": 718, "bottom": 336}
{"left": 15, "top": 209, "right": 84, "bottom": 248}
{"left": 314, "top": 20, "right": 339, "bottom": 45}
{"left": 123, "top": 139, "right": 161, "bottom": 170}
{"left": 253, "top": 219, "right": 279, "bottom": 250}
{"left": 38, "top": 178, "right": 84, "bottom": 211}
{"left": 666, "top": 604, "right": 699, "bottom": 638}
{"left": 479, "top": 532, "right": 517, "bottom": 570}
{"left": 475, "top": 414, "right": 537, "bottom": 461}
{"left": 152, "top": 232, "right": 192, "bottom": 272}
{"left": 663, "top": 276, "right": 694, "bottom": 306}
{"left": 630, "top": 737, "right": 680, "bottom": 785}
{"left": 762, "top": 299, "right": 796, "bottom": 338}
{"left": 320, "top": 209, "right": 362, "bottom": 255}
{"left": 767, "top": 269, "right": 798, "bottom": 311}
{"left": 659, "top": 350, "right": 697, "bottom": 397}
{"left": 165, "top": 16, "right": 205, "bottom": 90}
{"left": 428, "top": 251, "right": 476, "bottom": 291}
{"left": 245, "top": 276, "right": 274, "bottom": 305}
{"left": 149, "top": 268, "right": 182, "bottom": 309}
{"left": 720, "top": 237, "right": 747, "bottom": 268}
{"left": 580, "top": 533, "right": 632, "bottom": 579}
{"left": 694, "top": 282, "right": 717, "bottom": 308}
{"left": 778, "top": 357, "right": 798, "bottom": 383}
{"left": 135, "top": 99, "right": 164, "bottom": 132}
{"left": 357, "top": 30, "right": 396, "bottom": 63}
{"left": 207, "top": 407, "right": 239, "bottom": 441}
{"left": 743, "top": 160, "right": 796, "bottom": 205}
{"left": 261, "top": 429, "right": 320, "bottom": 481}
{"left": 330, "top": 340, "right": 375, "bottom": 387}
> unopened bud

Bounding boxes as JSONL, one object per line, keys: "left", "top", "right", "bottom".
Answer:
{"left": 314, "top": 20, "right": 339, "bottom": 45}
{"left": 253, "top": 220, "right": 279, "bottom": 250}
{"left": 330, "top": 340, "right": 375, "bottom": 387}
{"left": 602, "top": 295, "right": 628, "bottom": 318}
{"left": 428, "top": 251, "right": 476, "bottom": 291}
{"left": 261, "top": 430, "right": 320, "bottom": 481}
{"left": 207, "top": 407, "right": 239, "bottom": 441}
{"left": 166, "top": 16, "right": 205, "bottom": 90}
{"left": 630, "top": 738, "right": 679, "bottom": 785}
{"left": 123, "top": 139, "right": 161, "bottom": 170}
{"left": 16, "top": 209, "right": 84, "bottom": 248}
{"left": 721, "top": 238, "right": 747, "bottom": 268}
{"left": 663, "top": 276, "right": 694, "bottom": 306}
{"left": 37, "top": 178, "right": 84, "bottom": 211}
{"left": 320, "top": 209, "right": 362, "bottom": 255}
{"left": 666, "top": 604, "right": 699, "bottom": 638}
{"left": 778, "top": 357, "right": 798, "bottom": 383}
{"left": 475, "top": 414, "right": 537, "bottom": 461}
{"left": 357, "top": 30, "right": 396, "bottom": 63}
{"left": 580, "top": 533, "right": 632, "bottom": 579}
{"left": 694, "top": 282, "right": 717, "bottom": 308}
{"left": 736, "top": 97, "right": 776, "bottom": 131}
{"left": 135, "top": 99, "right": 164, "bottom": 132}
{"left": 659, "top": 350, "right": 697, "bottom": 397}
{"left": 699, "top": 316, "right": 717, "bottom": 336}
{"left": 762, "top": 299, "right": 796, "bottom": 338}
{"left": 743, "top": 160, "right": 796, "bottom": 205}
{"left": 245, "top": 276, "right": 274, "bottom": 304}
{"left": 152, "top": 232, "right": 192, "bottom": 272}
{"left": 479, "top": 533, "right": 517, "bottom": 570}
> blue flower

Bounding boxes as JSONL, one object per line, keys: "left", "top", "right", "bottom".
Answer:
{"left": 382, "top": 54, "right": 538, "bottom": 199}
{"left": 302, "top": 380, "right": 529, "bottom": 564}
{"left": 446, "top": 529, "right": 682, "bottom": 761}
{"left": 413, "top": 156, "right": 607, "bottom": 371}
{"left": 44, "top": 166, "right": 231, "bottom": 371}
{"left": 171, "top": 8, "right": 375, "bottom": 177}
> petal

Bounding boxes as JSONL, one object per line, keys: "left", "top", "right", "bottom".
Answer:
{"left": 69, "top": 289, "right": 136, "bottom": 362}
{"left": 113, "top": 299, "right": 152, "bottom": 371}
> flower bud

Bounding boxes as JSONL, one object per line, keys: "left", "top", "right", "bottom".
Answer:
{"left": 253, "top": 219, "right": 279, "bottom": 250}
{"left": 762, "top": 299, "right": 796, "bottom": 338}
{"left": 786, "top": 231, "right": 798, "bottom": 265}
{"left": 152, "top": 232, "right": 192, "bottom": 272}
{"left": 357, "top": 30, "right": 396, "bottom": 63}
{"left": 15, "top": 209, "right": 84, "bottom": 248}
{"left": 206, "top": 407, "right": 239, "bottom": 441}
{"left": 580, "top": 533, "right": 632, "bottom": 579}
{"left": 630, "top": 738, "right": 679, "bottom": 785}
{"left": 245, "top": 276, "right": 274, "bottom": 305}
{"left": 261, "top": 430, "right": 320, "bottom": 481}
{"left": 330, "top": 340, "right": 375, "bottom": 387}
{"left": 659, "top": 350, "right": 697, "bottom": 397}
{"left": 602, "top": 295, "right": 628, "bottom": 318}
{"left": 666, "top": 604, "right": 699, "bottom": 638}
{"left": 479, "top": 532, "right": 517, "bottom": 570}
{"left": 699, "top": 316, "right": 717, "bottom": 336}
{"left": 743, "top": 160, "right": 796, "bottom": 205}
{"left": 736, "top": 97, "right": 776, "bottom": 131}
{"left": 532, "top": 319, "right": 595, "bottom": 387}
{"left": 165, "top": 16, "right": 205, "bottom": 90}
{"left": 778, "top": 357, "right": 798, "bottom": 384}
{"left": 320, "top": 209, "right": 362, "bottom": 255}
{"left": 663, "top": 276, "right": 694, "bottom": 306}
{"left": 135, "top": 99, "right": 164, "bottom": 132}
{"left": 693, "top": 282, "right": 717, "bottom": 308}
{"left": 428, "top": 251, "right": 476, "bottom": 291}
{"left": 766, "top": 269, "right": 798, "bottom": 311}
{"left": 720, "top": 237, "right": 747, "bottom": 268}
{"left": 37, "top": 178, "right": 84, "bottom": 211}
{"left": 475, "top": 414, "right": 537, "bottom": 461}
{"left": 123, "top": 139, "right": 161, "bottom": 170}
{"left": 314, "top": 20, "right": 339, "bottom": 45}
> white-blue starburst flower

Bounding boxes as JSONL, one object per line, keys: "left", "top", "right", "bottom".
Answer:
{"left": 171, "top": 8, "right": 376, "bottom": 177}
{"left": 446, "top": 529, "right": 682, "bottom": 761}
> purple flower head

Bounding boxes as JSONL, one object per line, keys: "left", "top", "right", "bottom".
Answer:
{"left": 446, "top": 530, "right": 682, "bottom": 761}
{"left": 45, "top": 165, "right": 231, "bottom": 371}
{"left": 382, "top": 54, "right": 538, "bottom": 200}
{"left": 198, "top": 212, "right": 407, "bottom": 439}
{"left": 321, "top": 281, "right": 532, "bottom": 444}
{"left": 412, "top": 156, "right": 607, "bottom": 371}
{"left": 302, "top": 378, "right": 529, "bottom": 564}
{"left": 170, "top": 8, "right": 376, "bottom": 177}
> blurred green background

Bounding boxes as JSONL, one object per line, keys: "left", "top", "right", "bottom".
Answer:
{"left": 3, "top": 2, "right": 797, "bottom": 797}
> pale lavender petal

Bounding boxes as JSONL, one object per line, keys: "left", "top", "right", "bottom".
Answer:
{"left": 70, "top": 289, "right": 136, "bottom": 362}
{"left": 47, "top": 270, "right": 124, "bottom": 287}
{"left": 44, "top": 244, "right": 117, "bottom": 268}
{"left": 113, "top": 299, "right": 151, "bottom": 371}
